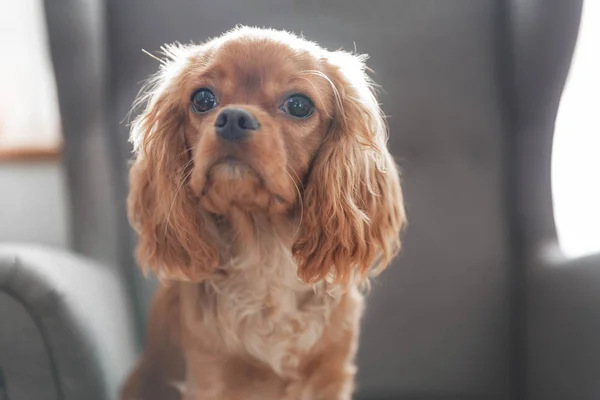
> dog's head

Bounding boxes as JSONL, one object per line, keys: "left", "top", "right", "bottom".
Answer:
{"left": 128, "top": 27, "right": 405, "bottom": 284}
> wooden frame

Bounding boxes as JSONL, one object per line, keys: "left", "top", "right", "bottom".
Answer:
{"left": 0, "top": 146, "right": 61, "bottom": 162}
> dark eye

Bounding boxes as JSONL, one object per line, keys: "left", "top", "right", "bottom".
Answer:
{"left": 282, "top": 94, "right": 314, "bottom": 118}
{"left": 191, "top": 88, "right": 218, "bottom": 113}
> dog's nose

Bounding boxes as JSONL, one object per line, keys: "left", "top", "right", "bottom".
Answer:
{"left": 214, "top": 108, "right": 259, "bottom": 141}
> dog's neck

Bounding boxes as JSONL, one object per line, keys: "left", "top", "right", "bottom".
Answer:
{"left": 182, "top": 208, "right": 342, "bottom": 374}
{"left": 212, "top": 208, "right": 297, "bottom": 265}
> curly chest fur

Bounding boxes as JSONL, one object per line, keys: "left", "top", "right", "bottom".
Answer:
{"left": 181, "top": 247, "right": 341, "bottom": 376}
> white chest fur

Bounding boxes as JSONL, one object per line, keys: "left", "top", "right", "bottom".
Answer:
{"left": 180, "top": 240, "right": 340, "bottom": 376}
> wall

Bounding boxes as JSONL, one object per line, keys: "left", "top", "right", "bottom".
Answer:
{"left": 0, "top": 161, "right": 70, "bottom": 248}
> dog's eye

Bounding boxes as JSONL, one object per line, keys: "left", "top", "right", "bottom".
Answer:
{"left": 282, "top": 94, "right": 314, "bottom": 119}
{"left": 191, "top": 88, "right": 218, "bottom": 113}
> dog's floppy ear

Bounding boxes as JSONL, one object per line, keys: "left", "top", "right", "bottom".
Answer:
{"left": 128, "top": 44, "right": 219, "bottom": 281}
{"left": 293, "top": 51, "right": 406, "bottom": 285}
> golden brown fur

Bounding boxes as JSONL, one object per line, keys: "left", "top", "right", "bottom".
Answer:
{"left": 121, "top": 27, "right": 405, "bottom": 400}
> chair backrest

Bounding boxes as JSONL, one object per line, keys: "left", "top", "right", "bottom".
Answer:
{"left": 46, "top": 0, "right": 584, "bottom": 398}
{"left": 42, "top": 0, "right": 147, "bottom": 338}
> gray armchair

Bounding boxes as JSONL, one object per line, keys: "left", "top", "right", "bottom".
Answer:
{"left": 0, "top": 246, "right": 136, "bottom": 400}
{"left": 1, "top": 1, "right": 596, "bottom": 400}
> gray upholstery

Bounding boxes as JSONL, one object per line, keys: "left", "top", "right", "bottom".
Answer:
{"left": 500, "top": 2, "right": 588, "bottom": 399}
{"left": 104, "top": 1, "right": 582, "bottom": 398}
{"left": 109, "top": 2, "right": 514, "bottom": 396}
{"left": 0, "top": 245, "right": 137, "bottom": 400}
{"left": 41, "top": 0, "right": 147, "bottom": 339}
{"left": 528, "top": 253, "right": 600, "bottom": 400}
{"left": 0, "top": 292, "right": 58, "bottom": 400}
{"left": 42, "top": 0, "right": 118, "bottom": 269}
{"left": 1, "top": 0, "right": 593, "bottom": 399}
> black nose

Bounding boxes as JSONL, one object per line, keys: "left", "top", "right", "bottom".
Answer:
{"left": 214, "top": 108, "right": 259, "bottom": 141}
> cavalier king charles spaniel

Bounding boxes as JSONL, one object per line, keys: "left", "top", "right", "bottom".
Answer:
{"left": 121, "top": 26, "right": 406, "bottom": 400}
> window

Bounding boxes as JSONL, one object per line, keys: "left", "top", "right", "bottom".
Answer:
{"left": 0, "top": 0, "right": 62, "bottom": 160}
{"left": 552, "top": 1, "right": 600, "bottom": 258}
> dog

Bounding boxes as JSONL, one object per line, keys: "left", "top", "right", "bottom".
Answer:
{"left": 121, "top": 26, "right": 405, "bottom": 400}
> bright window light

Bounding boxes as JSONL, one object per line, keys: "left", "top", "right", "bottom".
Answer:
{"left": 0, "top": 0, "right": 61, "bottom": 155}
{"left": 552, "top": 1, "right": 600, "bottom": 258}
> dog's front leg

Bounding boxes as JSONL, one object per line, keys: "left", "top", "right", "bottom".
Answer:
{"left": 120, "top": 285, "right": 184, "bottom": 400}
{"left": 285, "top": 294, "right": 362, "bottom": 400}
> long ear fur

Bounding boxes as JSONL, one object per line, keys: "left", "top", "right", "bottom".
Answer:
{"left": 293, "top": 51, "right": 406, "bottom": 285}
{"left": 128, "top": 46, "right": 218, "bottom": 281}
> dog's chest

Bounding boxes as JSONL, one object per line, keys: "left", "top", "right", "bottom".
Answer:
{"left": 183, "top": 255, "right": 339, "bottom": 375}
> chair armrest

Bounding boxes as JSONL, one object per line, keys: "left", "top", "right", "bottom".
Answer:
{"left": 0, "top": 244, "right": 138, "bottom": 400}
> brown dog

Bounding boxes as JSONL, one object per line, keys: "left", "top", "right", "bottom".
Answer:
{"left": 121, "top": 26, "right": 405, "bottom": 400}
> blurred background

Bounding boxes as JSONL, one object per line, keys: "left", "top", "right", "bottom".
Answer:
{"left": 0, "top": 1, "right": 598, "bottom": 399}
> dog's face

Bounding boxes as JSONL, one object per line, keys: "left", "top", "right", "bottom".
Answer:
{"left": 184, "top": 35, "right": 333, "bottom": 215}
{"left": 128, "top": 27, "right": 405, "bottom": 284}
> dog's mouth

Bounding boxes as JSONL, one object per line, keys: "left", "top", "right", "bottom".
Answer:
{"left": 196, "top": 155, "right": 293, "bottom": 214}
{"left": 197, "top": 155, "right": 263, "bottom": 199}
{"left": 207, "top": 156, "right": 258, "bottom": 181}
{"left": 214, "top": 156, "right": 248, "bottom": 168}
